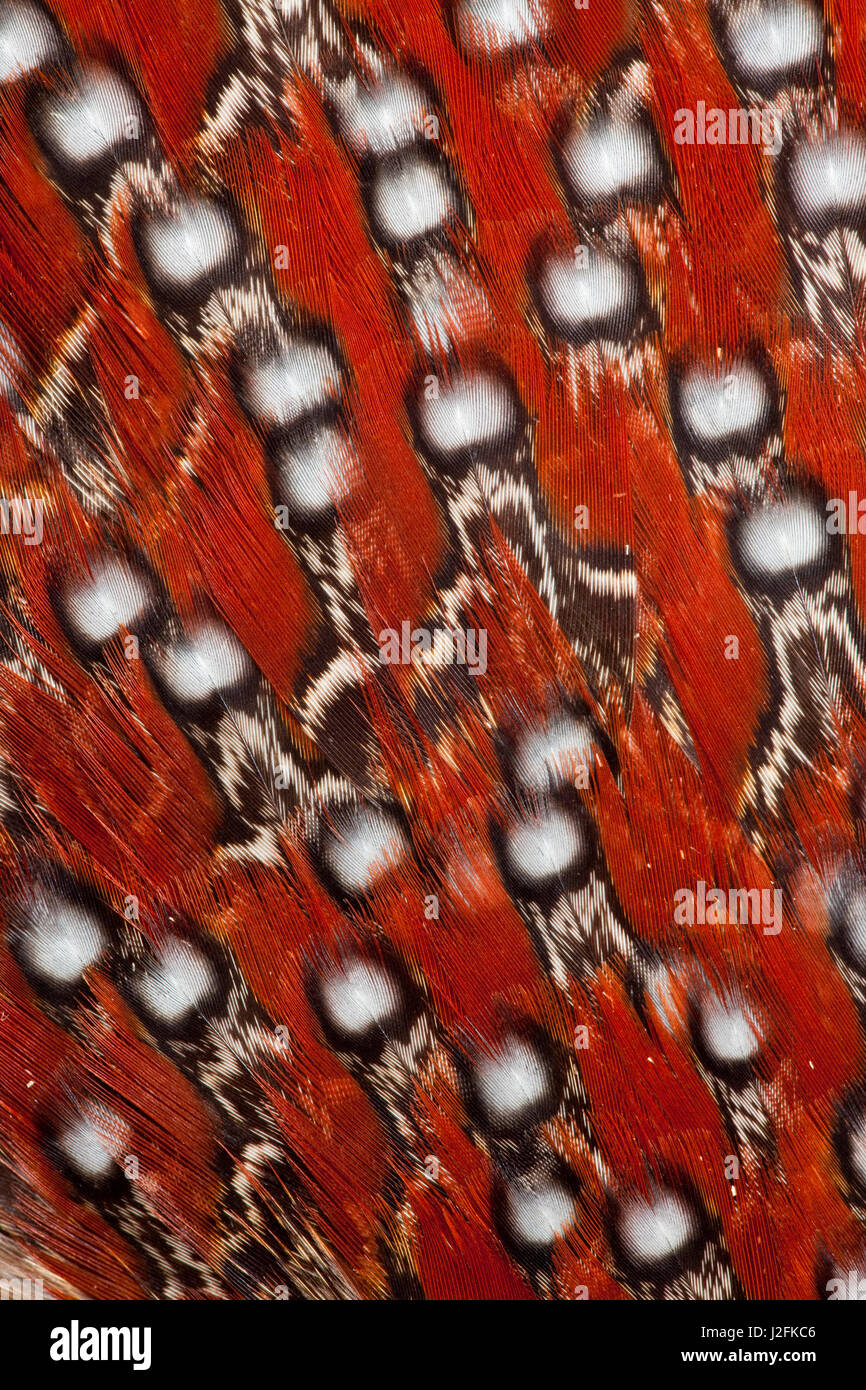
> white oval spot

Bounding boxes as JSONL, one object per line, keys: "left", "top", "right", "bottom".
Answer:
{"left": 723, "top": 0, "right": 823, "bottom": 89}
{"left": 697, "top": 991, "right": 762, "bottom": 1065}
{"left": 39, "top": 66, "right": 142, "bottom": 170}
{"left": 417, "top": 372, "right": 518, "bottom": 458}
{"left": 321, "top": 805, "right": 409, "bottom": 895}
{"left": 139, "top": 197, "right": 239, "bottom": 296}
{"left": 473, "top": 1035, "right": 553, "bottom": 1128}
{"left": 536, "top": 245, "right": 640, "bottom": 341}
{"left": 735, "top": 498, "right": 827, "bottom": 579}
{"left": 243, "top": 340, "right": 341, "bottom": 429}
{"left": 149, "top": 622, "right": 254, "bottom": 708}
{"left": 369, "top": 154, "right": 456, "bottom": 245}
{"left": 132, "top": 937, "right": 217, "bottom": 1026}
{"left": 0, "top": 2, "right": 61, "bottom": 83}
{"left": 677, "top": 360, "right": 771, "bottom": 450}
{"left": 455, "top": 0, "right": 548, "bottom": 52}
{"left": 16, "top": 893, "right": 106, "bottom": 986}
{"left": 56, "top": 1113, "right": 117, "bottom": 1181}
{"left": 59, "top": 557, "right": 155, "bottom": 646}
{"left": 786, "top": 130, "right": 866, "bottom": 227}
{"left": 562, "top": 114, "right": 662, "bottom": 207}
{"left": 335, "top": 74, "right": 430, "bottom": 157}
{"left": 504, "top": 807, "right": 585, "bottom": 887}
{"left": 274, "top": 424, "right": 355, "bottom": 520}
{"left": 318, "top": 957, "right": 405, "bottom": 1040}
{"left": 513, "top": 715, "right": 593, "bottom": 792}
{"left": 616, "top": 1190, "right": 699, "bottom": 1271}
{"left": 502, "top": 1176, "right": 576, "bottom": 1249}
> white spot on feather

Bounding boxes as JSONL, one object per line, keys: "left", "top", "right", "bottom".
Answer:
{"left": 418, "top": 372, "right": 517, "bottom": 458}
{"left": 455, "top": 0, "right": 548, "bottom": 52}
{"left": 319, "top": 957, "right": 405, "bottom": 1039}
{"left": 149, "top": 622, "right": 254, "bottom": 708}
{"left": 677, "top": 360, "right": 771, "bottom": 449}
{"left": 56, "top": 1113, "right": 118, "bottom": 1181}
{"left": 502, "top": 1176, "right": 576, "bottom": 1249}
{"left": 787, "top": 131, "right": 866, "bottom": 227}
{"left": 504, "top": 807, "right": 585, "bottom": 886}
{"left": 59, "top": 558, "right": 154, "bottom": 645}
{"left": 513, "top": 716, "right": 593, "bottom": 792}
{"left": 0, "top": 2, "right": 61, "bottom": 83}
{"left": 536, "top": 245, "right": 640, "bottom": 341}
{"left": 139, "top": 197, "right": 239, "bottom": 295}
{"left": 16, "top": 894, "right": 106, "bottom": 985}
{"left": 275, "top": 425, "right": 354, "bottom": 520}
{"left": 369, "top": 154, "right": 455, "bottom": 244}
{"left": 562, "top": 114, "right": 661, "bottom": 206}
{"left": 839, "top": 882, "right": 866, "bottom": 969}
{"left": 321, "top": 805, "right": 409, "bottom": 895}
{"left": 723, "top": 0, "right": 823, "bottom": 88}
{"left": 243, "top": 340, "right": 341, "bottom": 429}
{"left": 473, "top": 1035, "right": 553, "bottom": 1128}
{"left": 334, "top": 74, "right": 429, "bottom": 157}
{"left": 697, "top": 992, "right": 762, "bottom": 1065}
{"left": 132, "top": 937, "right": 217, "bottom": 1026}
{"left": 616, "top": 1190, "right": 698, "bottom": 1270}
{"left": 736, "top": 498, "right": 827, "bottom": 578}
{"left": 39, "top": 66, "right": 142, "bottom": 169}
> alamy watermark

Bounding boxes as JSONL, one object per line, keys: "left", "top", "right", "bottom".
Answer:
{"left": 827, "top": 1270, "right": 866, "bottom": 1299}
{"left": 378, "top": 621, "right": 487, "bottom": 677}
{"left": 673, "top": 881, "right": 782, "bottom": 935}
{"left": 0, "top": 1275, "right": 43, "bottom": 1299}
{"left": 0, "top": 496, "right": 43, "bottom": 545}
{"left": 673, "top": 102, "right": 782, "bottom": 156}
{"left": 50, "top": 1320, "right": 151, "bottom": 1371}
{"left": 827, "top": 493, "right": 866, "bottom": 534}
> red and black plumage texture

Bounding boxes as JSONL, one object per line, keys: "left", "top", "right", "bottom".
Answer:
{"left": 0, "top": 0, "right": 865, "bottom": 1301}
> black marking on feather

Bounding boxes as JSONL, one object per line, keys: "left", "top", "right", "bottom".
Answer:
{"left": 774, "top": 121, "right": 866, "bottom": 341}
{"left": 551, "top": 53, "right": 669, "bottom": 224}
{"left": 641, "top": 649, "right": 699, "bottom": 764}
{"left": 491, "top": 786, "right": 638, "bottom": 987}
{"left": 668, "top": 348, "right": 782, "bottom": 501}
{"left": 608, "top": 1182, "right": 739, "bottom": 1301}
{"left": 39, "top": 1099, "right": 225, "bottom": 1298}
{"left": 710, "top": 0, "right": 831, "bottom": 102}
{"left": 111, "top": 915, "right": 358, "bottom": 1298}
{"left": 729, "top": 486, "right": 866, "bottom": 821}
